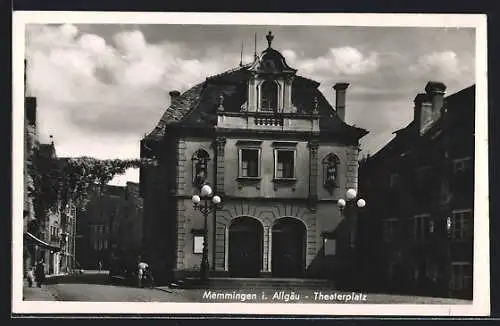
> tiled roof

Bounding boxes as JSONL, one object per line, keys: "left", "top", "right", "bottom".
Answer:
{"left": 367, "top": 84, "right": 475, "bottom": 163}
{"left": 145, "top": 64, "right": 367, "bottom": 140}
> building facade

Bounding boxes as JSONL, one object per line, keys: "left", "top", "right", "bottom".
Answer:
{"left": 114, "top": 182, "right": 145, "bottom": 263}
{"left": 76, "top": 184, "right": 126, "bottom": 270}
{"left": 358, "top": 82, "right": 474, "bottom": 299}
{"left": 140, "top": 32, "right": 368, "bottom": 284}
{"left": 24, "top": 60, "right": 74, "bottom": 277}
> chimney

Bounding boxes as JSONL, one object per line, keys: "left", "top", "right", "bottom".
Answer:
{"left": 425, "top": 81, "right": 447, "bottom": 121}
{"left": 169, "top": 90, "right": 181, "bottom": 105}
{"left": 333, "top": 82, "right": 349, "bottom": 121}
{"left": 413, "top": 93, "right": 427, "bottom": 131}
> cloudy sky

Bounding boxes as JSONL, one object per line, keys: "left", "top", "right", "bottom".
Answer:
{"left": 25, "top": 24, "right": 475, "bottom": 186}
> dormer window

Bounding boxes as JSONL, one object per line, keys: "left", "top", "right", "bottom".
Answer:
{"left": 260, "top": 80, "right": 278, "bottom": 111}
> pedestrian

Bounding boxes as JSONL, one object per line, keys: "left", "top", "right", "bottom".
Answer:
{"left": 137, "top": 260, "right": 149, "bottom": 288}
{"left": 98, "top": 260, "right": 103, "bottom": 273}
{"left": 26, "top": 266, "right": 35, "bottom": 288}
{"left": 34, "top": 259, "right": 46, "bottom": 288}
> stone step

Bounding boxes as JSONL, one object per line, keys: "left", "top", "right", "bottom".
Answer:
{"left": 178, "top": 277, "right": 336, "bottom": 289}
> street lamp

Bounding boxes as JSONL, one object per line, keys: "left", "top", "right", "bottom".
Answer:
{"left": 337, "top": 188, "right": 366, "bottom": 289}
{"left": 191, "top": 184, "right": 222, "bottom": 283}
{"left": 337, "top": 188, "right": 366, "bottom": 248}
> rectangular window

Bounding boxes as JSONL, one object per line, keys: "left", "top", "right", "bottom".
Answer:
{"left": 103, "top": 240, "right": 108, "bottom": 250}
{"left": 413, "top": 214, "right": 430, "bottom": 240}
{"left": 275, "top": 150, "right": 295, "bottom": 179}
{"left": 453, "top": 157, "right": 472, "bottom": 174}
{"left": 93, "top": 239, "right": 98, "bottom": 251}
{"left": 452, "top": 209, "right": 473, "bottom": 239}
{"left": 383, "top": 219, "right": 398, "bottom": 242}
{"left": 239, "top": 149, "right": 260, "bottom": 177}
{"left": 451, "top": 262, "right": 472, "bottom": 291}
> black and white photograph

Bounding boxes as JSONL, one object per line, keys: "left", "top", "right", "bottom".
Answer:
{"left": 12, "top": 12, "right": 489, "bottom": 316}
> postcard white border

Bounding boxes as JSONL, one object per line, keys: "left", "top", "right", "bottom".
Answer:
{"left": 12, "top": 11, "right": 489, "bottom": 316}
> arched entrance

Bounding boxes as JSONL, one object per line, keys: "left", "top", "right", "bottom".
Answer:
{"left": 228, "top": 217, "right": 264, "bottom": 277}
{"left": 272, "top": 217, "right": 307, "bottom": 278}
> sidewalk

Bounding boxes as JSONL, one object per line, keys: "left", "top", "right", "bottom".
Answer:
{"left": 22, "top": 279, "right": 57, "bottom": 301}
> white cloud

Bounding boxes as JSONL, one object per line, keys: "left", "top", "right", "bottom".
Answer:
{"left": 25, "top": 25, "right": 239, "bottom": 185}
{"left": 409, "top": 51, "right": 468, "bottom": 79}
{"left": 294, "top": 46, "right": 379, "bottom": 77}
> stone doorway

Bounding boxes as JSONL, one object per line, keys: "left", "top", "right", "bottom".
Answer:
{"left": 228, "top": 217, "right": 263, "bottom": 277}
{"left": 271, "top": 217, "right": 306, "bottom": 278}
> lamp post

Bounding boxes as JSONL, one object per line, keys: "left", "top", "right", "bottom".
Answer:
{"left": 337, "top": 188, "right": 366, "bottom": 248}
{"left": 337, "top": 188, "right": 366, "bottom": 288}
{"left": 192, "top": 184, "right": 222, "bottom": 283}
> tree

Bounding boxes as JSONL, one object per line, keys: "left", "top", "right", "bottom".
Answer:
{"left": 28, "top": 153, "right": 157, "bottom": 215}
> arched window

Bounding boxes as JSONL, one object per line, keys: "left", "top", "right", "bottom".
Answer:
{"left": 260, "top": 80, "right": 278, "bottom": 111}
{"left": 323, "top": 154, "right": 340, "bottom": 192}
{"left": 192, "top": 149, "right": 210, "bottom": 188}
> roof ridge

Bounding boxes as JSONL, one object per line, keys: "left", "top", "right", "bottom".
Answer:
{"left": 205, "top": 64, "right": 251, "bottom": 81}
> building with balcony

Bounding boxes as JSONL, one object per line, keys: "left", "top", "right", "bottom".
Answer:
{"left": 140, "top": 32, "right": 369, "bottom": 284}
{"left": 358, "top": 83, "right": 474, "bottom": 299}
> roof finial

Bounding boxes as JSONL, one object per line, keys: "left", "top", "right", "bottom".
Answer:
{"left": 266, "top": 31, "right": 274, "bottom": 48}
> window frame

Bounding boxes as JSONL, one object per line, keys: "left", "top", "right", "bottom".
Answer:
{"left": 451, "top": 209, "right": 473, "bottom": 240}
{"left": 412, "top": 214, "right": 430, "bottom": 241}
{"left": 274, "top": 149, "right": 296, "bottom": 179}
{"left": 259, "top": 80, "right": 279, "bottom": 112}
{"left": 272, "top": 142, "right": 298, "bottom": 181}
{"left": 453, "top": 157, "right": 473, "bottom": 174}
{"left": 382, "top": 218, "right": 398, "bottom": 242}
{"left": 257, "top": 79, "right": 281, "bottom": 112}
{"left": 450, "top": 261, "right": 472, "bottom": 291}
{"left": 239, "top": 148, "right": 261, "bottom": 178}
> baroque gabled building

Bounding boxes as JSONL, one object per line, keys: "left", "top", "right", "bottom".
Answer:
{"left": 358, "top": 82, "right": 474, "bottom": 299}
{"left": 140, "top": 32, "right": 368, "bottom": 284}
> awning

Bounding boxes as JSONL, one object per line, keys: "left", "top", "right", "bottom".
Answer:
{"left": 24, "top": 232, "right": 61, "bottom": 252}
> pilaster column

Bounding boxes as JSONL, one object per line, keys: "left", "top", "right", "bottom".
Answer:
{"left": 215, "top": 137, "right": 226, "bottom": 195}
{"left": 308, "top": 139, "right": 319, "bottom": 210}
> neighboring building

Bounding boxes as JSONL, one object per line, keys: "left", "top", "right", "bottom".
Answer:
{"left": 24, "top": 60, "right": 67, "bottom": 277}
{"left": 140, "top": 32, "right": 368, "bottom": 284}
{"left": 76, "top": 184, "right": 125, "bottom": 270}
{"left": 23, "top": 59, "right": 39, "bottom": 276}
{"left": 114, "top": 182, "right": 144, "bottom": 263}
{"left": 358, "top": 82, "right": 474, "bottom": 299}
